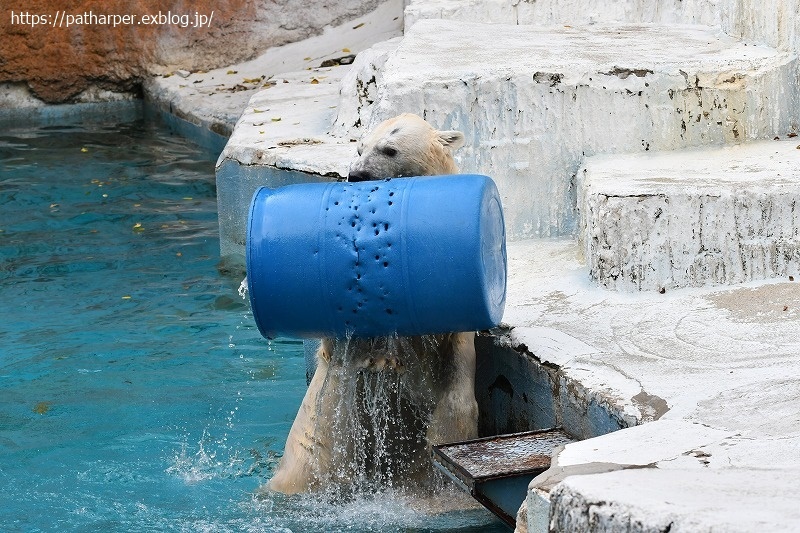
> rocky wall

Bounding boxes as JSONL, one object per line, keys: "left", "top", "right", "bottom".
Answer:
{"left": 0, "top": 0, "right": 379, "bottom": 105}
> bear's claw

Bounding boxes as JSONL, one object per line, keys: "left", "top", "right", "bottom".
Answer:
{"left": 360, "top": 355, "right": 404, "bottom": 372}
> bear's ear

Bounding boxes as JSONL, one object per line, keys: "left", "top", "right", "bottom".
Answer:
{"left": 437, "top": 130, "right": 465, "bottom": 151}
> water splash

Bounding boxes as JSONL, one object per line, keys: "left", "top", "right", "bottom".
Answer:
{"left": 250, "top": 484, "right": 493, "bottom": 533}
{"left": 167, "top": 430, "right": 243, "bottom": 483}
{"left": 167, "top": 387, "right": 276, "bottom": 485}
{"left": 299, "top": 334, "right": 456, "bottom": 499}
{"left": 238, "top": 277, "right": 248, "bottom": 300}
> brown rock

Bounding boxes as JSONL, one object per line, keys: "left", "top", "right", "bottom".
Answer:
{"left": 1, "top": 0, "right": 379, "bottom": 103}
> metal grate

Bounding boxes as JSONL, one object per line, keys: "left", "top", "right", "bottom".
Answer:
{"left": 432, "top": 428, "right": 577, "bottom": 528}
{"left": 435, "top": 428, "right": 575, "bottom": 480}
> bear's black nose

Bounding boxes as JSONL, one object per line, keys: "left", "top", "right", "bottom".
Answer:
{"left": 348, "top": 170, "right": 374, "bottom": 182}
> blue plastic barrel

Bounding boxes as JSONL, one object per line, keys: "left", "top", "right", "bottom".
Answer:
{"left": 246, "top": 174, "right": 506, "bottom": 339}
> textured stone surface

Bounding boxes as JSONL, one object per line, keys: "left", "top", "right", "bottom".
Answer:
{"left": 548, "top": 468, "right": 800, "bottom": 532}
{"left": 722, "top": 0, "right": 800, "bottom": 52}
{"left": 580, "top": 139, "right": 800, "bottom": 291}
{"left": 405, "top": 0, "right": 800, "bottom": 54}
{"left": 405, "top": 0, "right": 719, "bottom": 29}
{"left": 0, "top": 0, "right": 381, "bottom": 104}
{"left": 331, "top": 37, "right": 402, "bottom": 137}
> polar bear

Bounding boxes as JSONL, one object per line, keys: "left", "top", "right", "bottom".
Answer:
{"left": 266, "top": 114, "right": 477, "bottom": 495}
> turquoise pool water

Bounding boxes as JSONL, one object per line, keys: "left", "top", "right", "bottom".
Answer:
{"left": 0, "top": 112, "right": 505, "bottom": 532}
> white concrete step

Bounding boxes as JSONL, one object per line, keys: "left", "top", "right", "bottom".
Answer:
{"left": 404, "top": 0, "right": 800, "bottom": 54}
{"left": 580, "top": 138, "right": 800, "bottom": 291}
{"left": 360, "top": 19, "right": 797, "bottom": 239}
{"left": 404, "top": 0, "right": 718, "bottom": 29}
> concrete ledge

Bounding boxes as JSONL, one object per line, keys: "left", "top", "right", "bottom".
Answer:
{"left": 219, "top": 66, "right": 355, "bottom": 172}
{"left": 527, "top": 419, "right": 733, "bottom": 531}
{"left": 476, "top": 331, "right": 642, "bottom": 440}
{"left": 580, "top": 139, "right": 800, "bottom": 291}
{"left": 366, "top": 20, "right": 797, "bottom": 239}
{"left": 405, "top": 0, "right": 719, "bottom": 28}
{"left": 405, "top": 0, "right": 800, "bottom": 54}
{"left": 548, "top": 467, "right": 800, "bottom": 531}
{"left": 0, "top": 100, "right": 142, "bottom": 128}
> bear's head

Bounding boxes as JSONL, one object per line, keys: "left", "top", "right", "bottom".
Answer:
{"left": 348, "top": 113, "right": 465, "bottom": 182}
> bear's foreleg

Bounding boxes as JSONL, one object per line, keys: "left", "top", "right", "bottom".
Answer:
{"left": 426, "top": 331, "right": 479, "bottom": 445}
{"left": 265, "top": 339, "right": 335, "bottom": 494}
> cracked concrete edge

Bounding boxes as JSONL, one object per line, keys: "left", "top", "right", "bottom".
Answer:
{"left": 499, "top": 325, "right": 663, "bottom": 435}
{"left": 523, "top": 460, "right": 635, "bottom": 533}
{"left": 543, "top": 466, "right": 800, "bottom": 532}
{"left": 522, "top": 420, "right": 734, "bottom": 532}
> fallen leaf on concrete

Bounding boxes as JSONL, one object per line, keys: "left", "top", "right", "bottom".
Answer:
{"left": 278, "top": 138, "right": 323, "bottom": 146}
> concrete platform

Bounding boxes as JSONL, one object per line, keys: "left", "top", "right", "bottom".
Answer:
{"left": 580, "top": 139, "right": 800, "bottom": 291}
{"left": 502, "top": 238, "right": 800, "bottom": 532}
{"left": 363, "top": 20, "right": 797, "bottom": 239}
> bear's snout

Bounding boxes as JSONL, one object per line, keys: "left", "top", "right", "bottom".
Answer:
{"left": 348, "top": 170, "right": 375, "bottom": 182}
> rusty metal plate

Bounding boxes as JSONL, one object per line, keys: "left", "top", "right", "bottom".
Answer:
{"left": 433, "top": 428, "right": 576, "bottom": 481}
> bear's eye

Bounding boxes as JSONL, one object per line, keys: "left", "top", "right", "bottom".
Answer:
{"left": 357, "top": 144, "right": 364, "bottom": 156}
{"left": 382, "top": 146, "right": 398, "bottom": 157}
